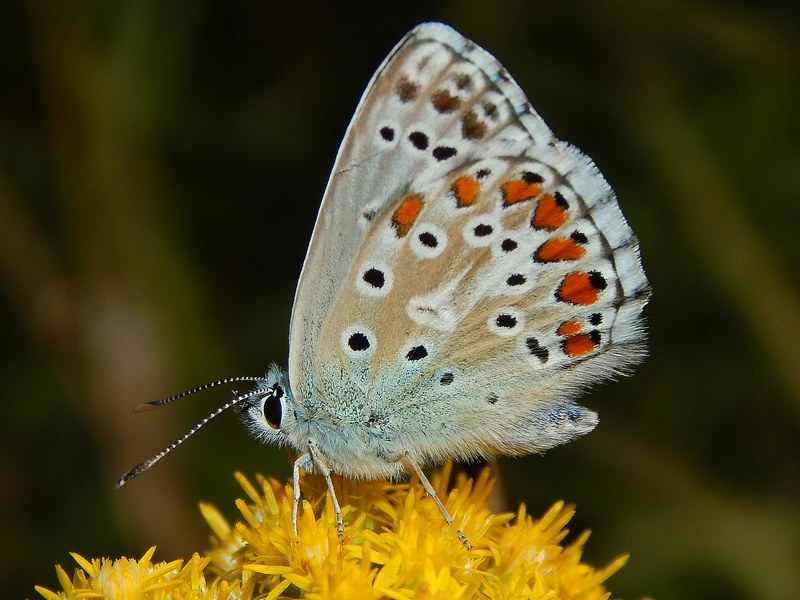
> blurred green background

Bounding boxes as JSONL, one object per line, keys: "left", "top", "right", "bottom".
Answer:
{"left": 1, "top": 1, "right": 798, "bottom": 598}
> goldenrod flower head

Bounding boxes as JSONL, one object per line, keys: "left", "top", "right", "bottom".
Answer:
{"left": 36, "top": 463, "right": 627, "bottom": 599}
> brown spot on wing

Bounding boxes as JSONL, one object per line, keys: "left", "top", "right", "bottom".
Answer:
{"left": 396, "top": 77, "right": 420, "bottom": 102}
{"left": 461, "top": 110, "right": 487, "bottom": 140}
{"left": 431, "top": 89, "right": 461, "bottom": 113}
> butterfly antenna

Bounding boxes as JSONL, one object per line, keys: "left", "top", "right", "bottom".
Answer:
{"left": 134, "top": 376, "right": 267, "bottom": 412}
{"left": 117, "top": 387, "right": 264, "bottom": 488}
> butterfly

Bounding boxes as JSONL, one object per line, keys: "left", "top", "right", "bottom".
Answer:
{"left": 119, "top": 22, "right": 650, "bottom": 549}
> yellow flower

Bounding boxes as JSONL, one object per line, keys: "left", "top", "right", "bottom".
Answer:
{"left": 36, "top": 463, "right": 628, "bottom": 599}
{"left": 33, "top": 546, "right": 236, "bottom": 600}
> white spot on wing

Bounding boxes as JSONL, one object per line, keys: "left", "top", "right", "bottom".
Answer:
{"left": 407, "top": 270, "right": 467, "bottom": 332}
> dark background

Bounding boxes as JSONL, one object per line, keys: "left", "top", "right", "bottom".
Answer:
{"left": 2, "top": 1, "right": 798, "bottom": 598}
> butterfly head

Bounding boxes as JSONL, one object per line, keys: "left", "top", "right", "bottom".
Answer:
{"left": 116, "top": 368, "right": 296, "bottom": 488}
{"left": 238, "top": 364, "right": 294, "bottom": 446}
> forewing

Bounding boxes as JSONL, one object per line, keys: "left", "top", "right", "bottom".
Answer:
{"left": 289, "top": 23, "right": 553, "bottom": 383}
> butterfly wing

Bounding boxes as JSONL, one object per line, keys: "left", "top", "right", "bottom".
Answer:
{"left": 289, "top": 23, "right": 555, "bottom": 386}
{"left": 288, "top": 23, "right": 649, "bottom": 470}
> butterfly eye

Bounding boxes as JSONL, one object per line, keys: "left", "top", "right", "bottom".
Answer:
{"left": 263, "top": 385, "right": 283, "bottom": 429}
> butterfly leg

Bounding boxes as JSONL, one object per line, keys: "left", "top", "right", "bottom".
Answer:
{"left": 291, "top": 452, "right": 312, "bottom": 537}
{"left": 307, "top": 439, "right": 345, "bottom": 539}
{"left": 404, "top": 452, "right": 471, "bottom": 550}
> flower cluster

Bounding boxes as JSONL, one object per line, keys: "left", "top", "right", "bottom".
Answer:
{"left": 36, "top": 464, "right": 626, "bottom": 599}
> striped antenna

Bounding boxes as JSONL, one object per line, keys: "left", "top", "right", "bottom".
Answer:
{"left": 133, "top": 376, "right": 267, "bottom": 412}
{"left": 117, "top": 380, "right": 267, "bottom": 488}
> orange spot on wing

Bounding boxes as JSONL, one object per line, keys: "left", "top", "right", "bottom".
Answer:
{"left": 556, "top": 271, "right": 605, "bottom": 305}
{"left": 563, "top": 332, "right": 600, "bottom": 357}
{"left": 535, "top": 237, "right": 586, "bottom": 262}
{"left": 451, "top": 175, "right": 480, "bottom": 207}
{"left": 502, "top": 179, "right": 541, "bottom": 206}
{"left": 392, "top": 194, "right": 424, "bottom": 237}
{"left": 557, "top": 319, "right": 582, "bottom": 336}
{"left": 531, "top": 193, "right": 568, "bottom": 230}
